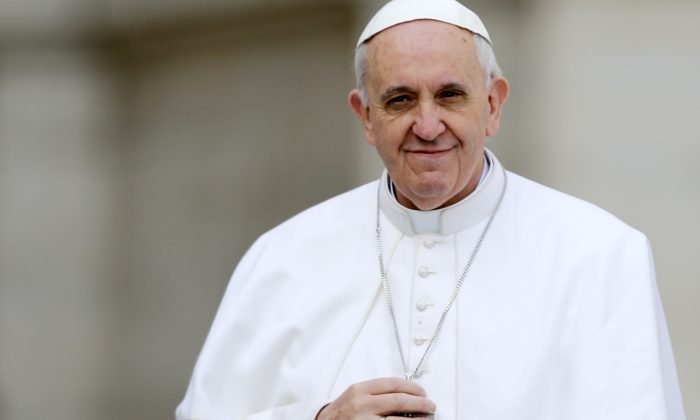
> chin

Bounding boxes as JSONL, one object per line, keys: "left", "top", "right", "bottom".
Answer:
{"left": 394, "top": 172, "right": 458, "bottom": 209}
{"left": 413, "top": 179, "right": 452, "bottom": 199}
{"left": 406, "top": 187, "right": 453, "bottom": 210}
{"left": 414, "top": 200, "right": 448, "bottom": 211}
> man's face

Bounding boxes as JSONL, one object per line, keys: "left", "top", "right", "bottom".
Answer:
{"left": 350, "top": 20, "right": 508, "bottom": 210}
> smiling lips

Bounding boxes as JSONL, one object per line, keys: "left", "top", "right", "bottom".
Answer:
{"left": 407, "top": 146, "right": 455, "bottom": 157}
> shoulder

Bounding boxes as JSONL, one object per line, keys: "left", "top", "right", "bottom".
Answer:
{"left": 245, "top": 180, "right": 379, "bottom": 262}
{"left": 504, "top": 171, "right": 648, "bottom": 249}
{"left": 267, "top": 180, "right": 377, "bottom": 238}
{"left": 498, "top": 172, "right": 655, "bottom": 301}
{"left": 221, "top": 179, "right": 381, "bottom": 311}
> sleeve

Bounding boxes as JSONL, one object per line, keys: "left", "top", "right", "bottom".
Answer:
{"left": 559, "top": 232, "right": 686, "bottom": 420}
{"left": 174, "top": 233, "right": 332, "bottom": 420}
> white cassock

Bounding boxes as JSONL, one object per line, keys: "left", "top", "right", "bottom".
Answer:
{"left": 176, "top": 150, "right": 686, "bottom": 420}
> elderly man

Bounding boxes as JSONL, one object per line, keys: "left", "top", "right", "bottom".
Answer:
{"left": 176, "top": 0, "right": 686, "bottom": 419}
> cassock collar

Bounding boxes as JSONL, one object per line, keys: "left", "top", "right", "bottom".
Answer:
{"left": 379, "top": 148, "right": 506, "bottom": 236}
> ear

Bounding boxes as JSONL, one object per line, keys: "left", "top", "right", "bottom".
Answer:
{"left": 485, "top": 77, "right": 509, "bottom": 138}
{"left": 348, "top": 89, "right": 376, "bottom": 145}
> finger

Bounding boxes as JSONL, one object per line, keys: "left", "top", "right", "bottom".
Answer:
{"left": 370, "top": 393, "right": 436, "bottom": 416}
{"left": 358, "top": 377, "right": 428, "bottom": 397}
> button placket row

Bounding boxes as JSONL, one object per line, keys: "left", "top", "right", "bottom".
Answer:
{"left": 413, "top": 239, "right": 439, "bottom": 346}
{"left": 411, "top": 237, "right": 442, "bottom": 354}
{"left": 410, "top": 238, "right": 445, "bottom": 377}
{"left": 412, "top": 299, "right": 432, "bottom": 346}
{"left": 416, "top": 238, "right": 441, "bottom": 278}
{"left": 412, "top": 312, "right": 432, "bottom": 348}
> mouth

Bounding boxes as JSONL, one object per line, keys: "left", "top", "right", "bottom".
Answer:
{"left": 409, "top": 146, "right": 455, "bottom": 158}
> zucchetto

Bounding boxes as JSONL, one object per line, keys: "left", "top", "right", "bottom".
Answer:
{"left": 357, "top": 0, "right": 491, "bottom": 47}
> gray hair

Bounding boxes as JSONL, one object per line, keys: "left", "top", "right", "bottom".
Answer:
{"left": 354, "top": 32, "right": 503, "bottom": 106}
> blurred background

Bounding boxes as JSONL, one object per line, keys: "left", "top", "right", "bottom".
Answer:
{"left": 0, "top": 0, "right": 697, "bottom": 419}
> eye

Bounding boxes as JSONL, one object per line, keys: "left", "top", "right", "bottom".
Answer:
{"left": 439, "top": 90, "right": 464, "bottom": 100}
{"left": 386, "top": 95, "right": 412, "bottom": 107}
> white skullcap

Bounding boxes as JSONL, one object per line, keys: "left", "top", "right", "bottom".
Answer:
{"left": 357, "top": 0, "right": 491, "bottom": 47}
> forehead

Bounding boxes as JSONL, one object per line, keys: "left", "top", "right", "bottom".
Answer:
{"left": 365, "top": 20, "right": 481, "bottom": 88}
{"left": 370, "top": 19, "right": 474, "bottom": 51}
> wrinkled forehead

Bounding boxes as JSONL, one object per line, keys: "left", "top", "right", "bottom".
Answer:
{"left": 357, "top": 0, "right": 490, "bottom": 48}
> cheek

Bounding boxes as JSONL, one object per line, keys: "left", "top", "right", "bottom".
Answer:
{"left": 446, "top": 112, "right": 488, "bottom": 141}
{"left": 374, "top": 139, "right": 398, "bottom": 165}
{"left": 373, "top": 120, "right": 407, "bottom": 150}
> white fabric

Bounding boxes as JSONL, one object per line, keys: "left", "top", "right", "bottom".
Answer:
{"left": 357, "top": 0, "right": 491, "bottom": 47}
{"left": 176, "top": 151, "right": 686, "bottom": 420}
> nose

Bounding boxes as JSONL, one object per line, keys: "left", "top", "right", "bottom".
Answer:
{"left": 412, "top": 103, "right": 446, "bottom": 141}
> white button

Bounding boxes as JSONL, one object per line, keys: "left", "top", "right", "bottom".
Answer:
{"left": 416, "top": 301, "right": 432, "bottom": 311}
{"left": 413, "top": 336, "right": 428, "bottom": 345}
{"left": 417, "top": 267, "right": 430, "bottom": 278}
{"left": 423, "top": 240, "right": 436, "bottom": 249}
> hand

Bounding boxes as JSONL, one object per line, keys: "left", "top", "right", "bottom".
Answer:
{"left": 316, "top": 377, "right": 436, "bottom": 419}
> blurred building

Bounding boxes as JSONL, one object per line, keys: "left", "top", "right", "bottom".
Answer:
{"left": 0, "top": 0, "right": 697, "bottom": 419}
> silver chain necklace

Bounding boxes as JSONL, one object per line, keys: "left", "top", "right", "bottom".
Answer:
{"left": 375, "top": 170, "right": 507, "bottom": 382}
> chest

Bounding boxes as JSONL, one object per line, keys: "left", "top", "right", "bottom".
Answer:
{"left": 330, "top": 233, "right": 570, "bottom": 419}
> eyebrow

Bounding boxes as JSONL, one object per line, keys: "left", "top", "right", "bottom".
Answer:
{"left": 439, "top": 82, "right": 469, "bottom": 93}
